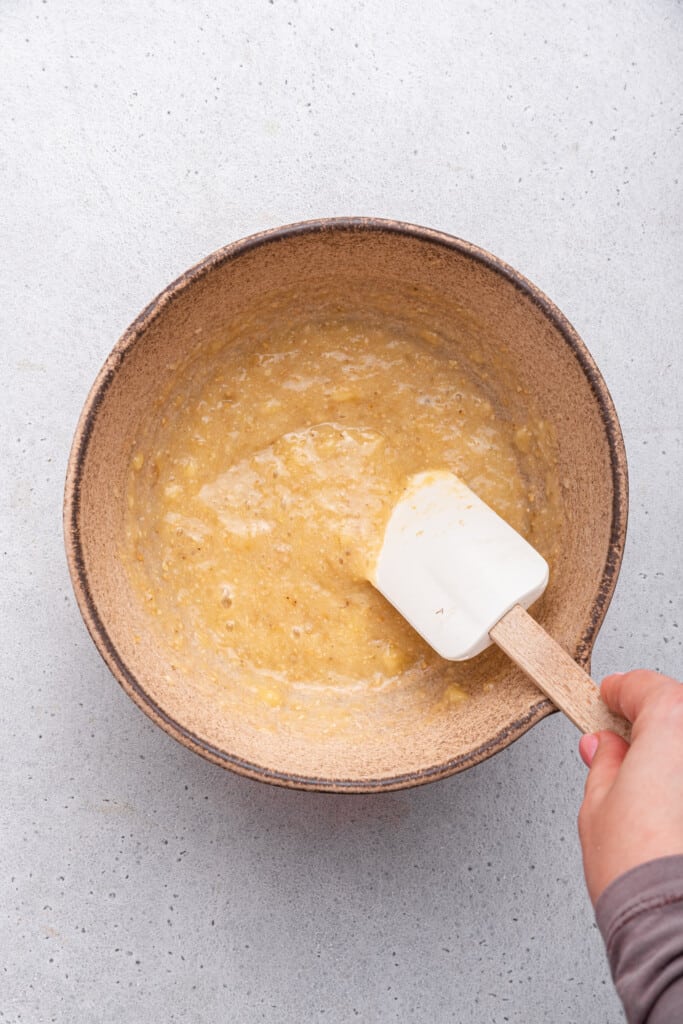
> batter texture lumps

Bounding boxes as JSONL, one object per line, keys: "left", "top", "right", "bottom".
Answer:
{"left": 124, "top": 317, "right": 562, "bottom": 723}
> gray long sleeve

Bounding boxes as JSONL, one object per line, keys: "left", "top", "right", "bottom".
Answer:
{"left": 595, "top": 855, "right": 683, "bottom": 1024}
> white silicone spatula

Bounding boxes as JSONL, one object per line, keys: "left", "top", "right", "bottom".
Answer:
{"left": 369, "top": 470, "right": 629, "bottom": 740}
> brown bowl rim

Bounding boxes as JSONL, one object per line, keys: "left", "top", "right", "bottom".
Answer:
{"left": 64, "top": 217, "right": 629, "bottom": 793}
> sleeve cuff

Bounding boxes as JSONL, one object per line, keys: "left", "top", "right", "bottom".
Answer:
{"left": 595, "top": 855, "right": 683, "bottom": 1024}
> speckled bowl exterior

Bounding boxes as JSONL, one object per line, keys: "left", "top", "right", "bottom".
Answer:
{"left": 64, "top": 218, "right": 628, "bottom": 792}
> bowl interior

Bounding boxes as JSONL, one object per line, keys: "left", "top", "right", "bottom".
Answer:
{"left": 66, "top": 221, "right": 626, "bottom": 790}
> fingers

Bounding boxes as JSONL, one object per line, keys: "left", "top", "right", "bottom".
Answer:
{"left": 578, "top": 733, "right": 599, "bottom": 767}
{"left": 582, "top": 730, "right": 630, "bottom": 803}
{"left": 600, "top": 669, "right": 681, "bottom": 723}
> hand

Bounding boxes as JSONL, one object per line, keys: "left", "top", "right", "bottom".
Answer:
{"left": 577, "top": 669, "right": 683, "bottom": 905}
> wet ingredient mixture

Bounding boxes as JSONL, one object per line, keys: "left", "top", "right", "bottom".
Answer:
{"left": 124, "top": 316, "right": 562, "bottom": 730}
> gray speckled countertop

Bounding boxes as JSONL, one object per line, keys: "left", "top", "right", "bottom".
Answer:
{"left": 2, "top": 2, "right": 681, "bottom": 1021}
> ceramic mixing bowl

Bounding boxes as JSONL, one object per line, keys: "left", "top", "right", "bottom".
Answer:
{"left": 64, "top": 218, "right": 627, "bottom": 791}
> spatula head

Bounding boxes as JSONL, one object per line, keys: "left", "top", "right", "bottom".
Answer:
{"left": 370, "top": 471, "right": 549, "bottom": 660}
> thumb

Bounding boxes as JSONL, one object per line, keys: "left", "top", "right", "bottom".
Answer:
{"left": 582, "top": 730, "right": 630, "bottom": 802}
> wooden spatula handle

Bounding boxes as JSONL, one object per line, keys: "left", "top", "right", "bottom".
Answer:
{"left": 489, "top": 604, "right": 631, "bottom": 742}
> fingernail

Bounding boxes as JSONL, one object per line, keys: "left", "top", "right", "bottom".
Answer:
{"left": 580, "top": 733, "right": 599, "bottom": 767}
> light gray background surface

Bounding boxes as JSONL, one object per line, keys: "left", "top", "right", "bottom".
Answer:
{"left": 2, "top": 1, "right": 681, "bottom": 1022}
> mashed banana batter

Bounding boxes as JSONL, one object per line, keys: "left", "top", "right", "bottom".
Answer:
{"left": 124, "top": 315, "right": 562, "bottom": 729}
